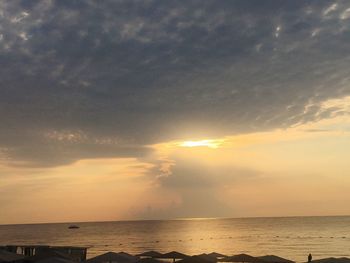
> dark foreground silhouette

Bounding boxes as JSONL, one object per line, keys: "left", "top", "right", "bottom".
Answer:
{"left": 0, "top": 245, "right": 347, "bottom": 263}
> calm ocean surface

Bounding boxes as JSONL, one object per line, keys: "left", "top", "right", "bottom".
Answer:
{"left": 1, "top": 216, "right": 350, "bottom": 262}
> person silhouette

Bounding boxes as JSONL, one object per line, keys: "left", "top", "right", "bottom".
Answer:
{"left": 308, "top": 253, "right": 312, "bottom": 262}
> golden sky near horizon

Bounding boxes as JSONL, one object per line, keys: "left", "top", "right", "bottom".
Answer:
{"left": 1, "top": 96, "right": 350, "bottom": 224}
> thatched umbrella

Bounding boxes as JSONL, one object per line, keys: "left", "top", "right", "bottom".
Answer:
{"left": 194, "top": 254, "right": 217, "bottom": 262}
{"left": 136, "top": 252, "right": 163, "bottom": 258}
{"left": 257, "top": 255, "right": 294, "bottom": 263}
{"left": 117, "top": 252, "right": 139, "bottom": 262}
{"left": 177, "top": 255, "right": 215, "bottom": 263}
{"left": 0, "top": 250, "right": 25, "bottom": 263}
{"left": 136, "top": 258, "right": 164, "bottom": 263}
{"left": 305, "top": 258, "right": 350, "bottom": 263}
{"left": 86, "top": 252, "right": 138, "bottom": 263}
{"left": 161, "top": 252, "right": 188, "bottom": 263}
{"left": 208, "top": 254, "right": 227, "bottom": 259}
{"left": 219, "top": 254, "right": 262, "bottom": 263}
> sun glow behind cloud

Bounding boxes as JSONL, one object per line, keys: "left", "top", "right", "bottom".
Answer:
{"left": 2, "top": 111, "right": 350, "bottom": 224}
{"left": 178, "top": 139, "right": 224, "bottom": 149}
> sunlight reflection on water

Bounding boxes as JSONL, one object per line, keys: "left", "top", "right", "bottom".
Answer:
{"left": 1, "top": 216, "right": 350, "bottom": 262}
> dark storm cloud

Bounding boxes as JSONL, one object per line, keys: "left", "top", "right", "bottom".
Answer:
{"left": 1, "top": 0, "right": 350, "bottom": 166}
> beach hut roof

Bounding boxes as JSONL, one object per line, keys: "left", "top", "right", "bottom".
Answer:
{"left": 86, "top": 252, "right": 138, "bottom": 263}
{"left": 257, "top": 255, "right": 294, "bottom": 263}
{"left": 0, "top": 249, "right": 25, "bottom": 262}
{"left": 20, "top": 248, "right": 73, "bottom": 262}
{"left": 208, "top": 253, "right": 227, "bottom": 259}
{"left": 177, "top": 255, "right": 215, "bottom": 263}
{"left": 220, "top": 254, "right": 262, "bottom": 263}
{"left": 305, "top": 258, "right": 350, "bottom": 263}
{"left": 136, "top": 251, "right": 163, "bottom": 258}
{"left": 161, "top": 252, "right": 188, "bottom": 259}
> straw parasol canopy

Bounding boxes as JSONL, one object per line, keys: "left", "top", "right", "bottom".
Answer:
{"left": 208, "top": 254, "right": 227, "bottom": 259}
{"left": 194, "top": 254, "right": 217, "bottom": 262}
{"left": 0, "top": 250, "right": 25, "bottom": 263}
{"left": 86, "top": 252, "right": 138, "bottom": 263}
{"left": 177, "top": 255, "right": 215, "bottom": 263}
{"left": 161, "top": 252, "right": 189, "bottom": 263}
{"left": 305, "top": 258, "right": 350, "bottom": 263}
{"left": 136, "top": 258, "right": 164, "bottom": 263}
{"left": 257, "top": 256, "right": 294, "bottom": 263}
{"left": 136, "top": 252, "right": 163, "bottom": 258}
{"left": 220, "top": 254, "right": 262, "bottom": 263}
{"left": 162, "top": 252, "right": 188, "bottom": 259}
{"left": 118, "top": 252, "right": 139, "bottom": 262}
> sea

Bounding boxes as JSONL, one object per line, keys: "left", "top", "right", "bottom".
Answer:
{"left": 1, "top": 216, "right": 350, "bottom": 262}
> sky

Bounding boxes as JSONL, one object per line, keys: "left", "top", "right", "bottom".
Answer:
{"left": 1, "top": 0, "right": 350, "bottom": 224}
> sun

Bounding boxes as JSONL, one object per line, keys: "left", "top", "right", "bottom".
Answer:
{"left": 178, "top": 139, "right": 224, "bottom": 149}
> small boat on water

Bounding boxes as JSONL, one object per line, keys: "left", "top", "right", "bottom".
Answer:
{"left": 68, "top": 225, "right": 80, "bottom": 229}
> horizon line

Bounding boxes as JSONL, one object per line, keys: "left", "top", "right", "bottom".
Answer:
{"left": 1, "top": 214, "right": 350, "bottom": 227}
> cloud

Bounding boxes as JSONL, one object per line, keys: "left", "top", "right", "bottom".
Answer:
{"left": 134, "top": 156, "right": 260, "bottom": 219}
{"left": 0, "top": 0, "right": 350, "bottom": 166}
